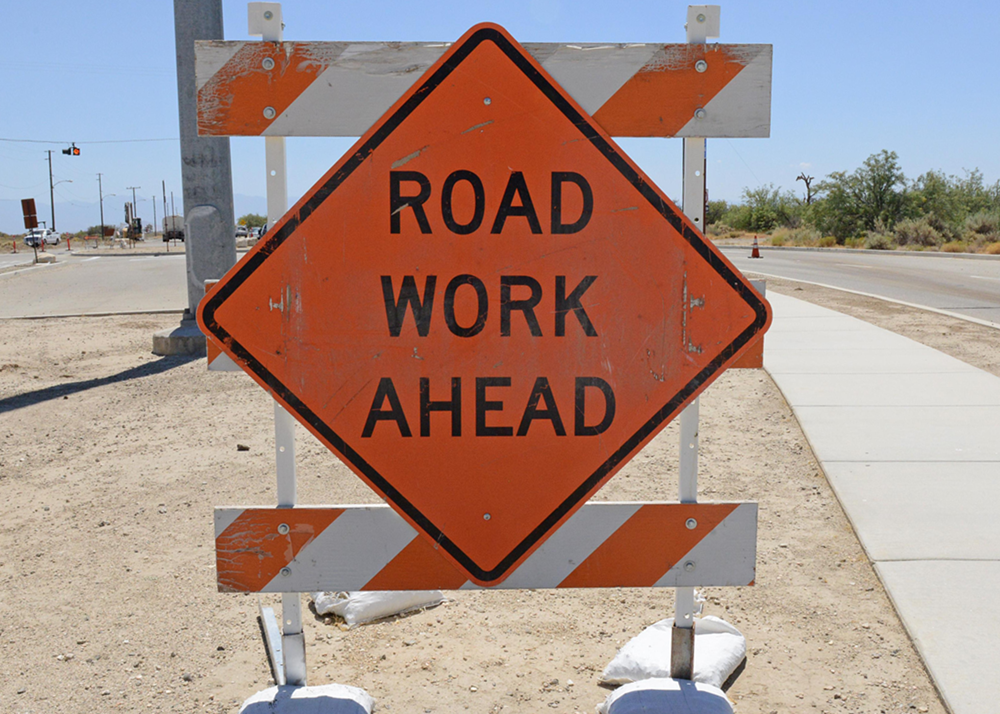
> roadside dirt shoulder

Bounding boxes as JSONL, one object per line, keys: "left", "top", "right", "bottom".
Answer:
{"left": 0, "top": 312, "right": 948, "bottom": 714}
{"left": 755, "top": 275, "right": 1000, "bottom": 376}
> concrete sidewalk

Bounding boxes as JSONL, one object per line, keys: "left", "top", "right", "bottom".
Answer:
{"left": 764, "top": 292, "right": 1000, "bottom": 714}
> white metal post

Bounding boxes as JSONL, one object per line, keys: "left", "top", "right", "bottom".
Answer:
{"left": 249, "top": 0, "right": 307, "bottom": 688}
{"left": 673, "top": 4, "right": 720, "bottom": 682}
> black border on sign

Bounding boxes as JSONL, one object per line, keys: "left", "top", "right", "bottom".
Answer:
{"left": 202, "top": 26, "right": 769, "bottom": 585}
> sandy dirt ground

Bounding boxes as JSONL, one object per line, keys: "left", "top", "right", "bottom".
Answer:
{"left": 4, "top": 278, "right": 992, "bottom": 713}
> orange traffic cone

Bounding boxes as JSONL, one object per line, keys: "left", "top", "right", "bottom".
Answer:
{"left": 750, "top": 235, "right": 761, "bottom": 259}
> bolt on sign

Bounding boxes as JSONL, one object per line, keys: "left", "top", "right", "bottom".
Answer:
{"left": 199, "top": 23, "right": 771, "bottom": 587}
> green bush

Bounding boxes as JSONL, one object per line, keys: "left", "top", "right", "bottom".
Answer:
{"left": 238, "top": 213, "right": 267, "bottom": 229}
{"left": 817, "top": 235, "right": 837, "bottom": 247}
{"left": 770, "top": 225, "right": 821, "bottom": 246}
{"left": 721, "top": 184, "right": 801, "bottom": 233}
{"left": 864, "top": 233, "right": 896, "bottom": 250}
{"left": 894, "top": 217, "right": 944, "bottom": 247}
{"left": 941, "top": 241, "right": 969, "bottom": 253}
{"left": 812, "top": 150, "right": 908, "bottom": 241}
{"left": 706, "top": 200, "right": 730, "bottom": 227}
{"left": 770, "top": 234, "right": 786, "bottom": 247}
{"left": 965, "top": 211, "right": 1000, "bottom": 236}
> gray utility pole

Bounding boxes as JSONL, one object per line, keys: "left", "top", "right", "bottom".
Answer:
{"left": 127, "top": 186, "right": 141, "bottom": 216}
{"left": 153, "top": 0, "right": 237, "bottom": 356}
{"left": 46, "top": 150, "right": 55, "bottom": 231}
{"left": 97, "top": 174, "right": 105, "bottom": 239}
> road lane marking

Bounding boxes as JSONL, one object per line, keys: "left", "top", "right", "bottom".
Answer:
{"left": 736, "top": 269, "right": 1000, "bottom": 331}
{"left": 1, "top": 264, "right": 51, "bottom": 278}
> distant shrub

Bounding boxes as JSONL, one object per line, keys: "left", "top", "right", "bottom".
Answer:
{"left": 864, "top": 233, "right": 895, "bottom": 250}
{"left": 770, "top": 234, "right": 786, "bottom": 247}
{"left": 771, "top": 226, "right": 821, "bottom": 246}
{"left": 966, "top": 229, "right": 1000, "bottom": 247}
{"left": 817, "top": 235, "right": 837, "bottom": 247}
{"left": 983, "top": 242, "right": 1000, "bottom": 255}
{"left": 965, "top": 211, "right": 1000, "bottom": 236}
{"left": 707, "top": 222, "right": 736, "bottom": 237}
{"left": 922, "top": 212, "right": 960, "bottom": 241}
{"left": 844, "top": 236, "right": 864, "bottom": 248}
{"left": 941, "top": 241, "right": 969, "bottom": 253}
{"left": 964, "top": 212, "right": 1000, "bottom": 248}
{"left": 894, "top": 217, "right": 944, "bottom": 247}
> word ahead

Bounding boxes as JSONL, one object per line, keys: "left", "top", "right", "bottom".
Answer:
{"left": 363, "top": 375, "right": 616, "bottom": 438}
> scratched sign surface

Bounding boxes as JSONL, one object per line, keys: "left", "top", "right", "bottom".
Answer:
{"left": 198, "top": 24, "right": 770, "bottom": 586}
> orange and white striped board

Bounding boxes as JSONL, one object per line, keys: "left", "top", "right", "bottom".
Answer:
{"left": 204, "top": 280, "right": 240, "bottom": 371}
{"left": 195, "top": 41, "right": 771, "bottom": 139}
{"left": 732, "top": 280, "right": 766, "bottom": 369}
{"left": 215, "top": 502, "right": 756, "bottom": 593}
{"left": 207, "top": 335, "right": 240, "bottom": 371}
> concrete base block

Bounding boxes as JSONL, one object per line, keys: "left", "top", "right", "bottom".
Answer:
{"left": 152, "top": 319, "right": 206, "bottom": 356}
{"left": 36, "top": 253, "right": 57, "bottom": 264}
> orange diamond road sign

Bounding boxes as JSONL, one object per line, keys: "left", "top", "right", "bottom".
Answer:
{"left": 199, "top": 23, "right": 771, "bottom": 586}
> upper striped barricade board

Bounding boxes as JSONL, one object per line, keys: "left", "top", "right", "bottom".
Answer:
{"left": 195, "top": 41, "right": 771, "bottom": 138}
{"left": 215, "top": 502, "right": 757, "bottom": 593}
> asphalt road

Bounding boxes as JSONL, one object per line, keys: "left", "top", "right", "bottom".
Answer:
{"left": 0, "top": 250, "right": 187, "bottom": 318}
{"left": 3, "top": 245, "right": 1000, "bottom": 324}
{"left": 0, "top": 250, "right": 43, "bottom": 271}
{"left": 721, "top": 247, "right": 1000, "bottom": 325}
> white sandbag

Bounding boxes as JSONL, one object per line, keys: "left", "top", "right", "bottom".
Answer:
{"left": 312, "top": 591, "right": 444, "bottom": 628}
{"left": 239, "top": 684, "right": 374, "bottom": 713}
{"left": 599, "top": 678, "right": 733, "bottom": 714}
{"left": 600, "top": 616, "right": 745, "bottom": 689}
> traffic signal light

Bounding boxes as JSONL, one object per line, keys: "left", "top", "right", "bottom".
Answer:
{"left": 62, "top": 144, "right": 80, "bottom": 156}
{"left": 72, "top": 146, "right": 80, "bottom": 156}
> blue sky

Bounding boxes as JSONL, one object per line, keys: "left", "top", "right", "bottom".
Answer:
{"left": 3, "top": 0, "right": 999, "bottom": 233}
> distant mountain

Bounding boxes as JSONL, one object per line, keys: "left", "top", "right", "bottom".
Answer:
{"left": 1, "top": 194, "right": 268, "bottom": 234}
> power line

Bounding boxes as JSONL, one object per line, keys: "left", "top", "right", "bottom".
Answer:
{"left": 1, "top": 61, "right": 173, "bottom": 77}
{"left": 0, "top": 137, "right": 179, "bottom": 145}
{"left": 725, "top": 138, "right": 763, "bottom": 187}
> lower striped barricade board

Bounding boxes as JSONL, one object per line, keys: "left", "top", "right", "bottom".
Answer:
{"left": 206, "top": 336, "right": 240, "bottom": 371}
{"left": 215, "top": 502, "right": 756, "bottom": 592}
{"left": 203, "top": 280, "right": 241, "bottom": 372}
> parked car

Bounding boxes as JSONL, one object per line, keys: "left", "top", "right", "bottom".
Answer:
{"left": 235, "top": 225, "right": 249, "bottom": 237}
{"left": 24, "top": 228, "right": 59, "bottom": 247}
